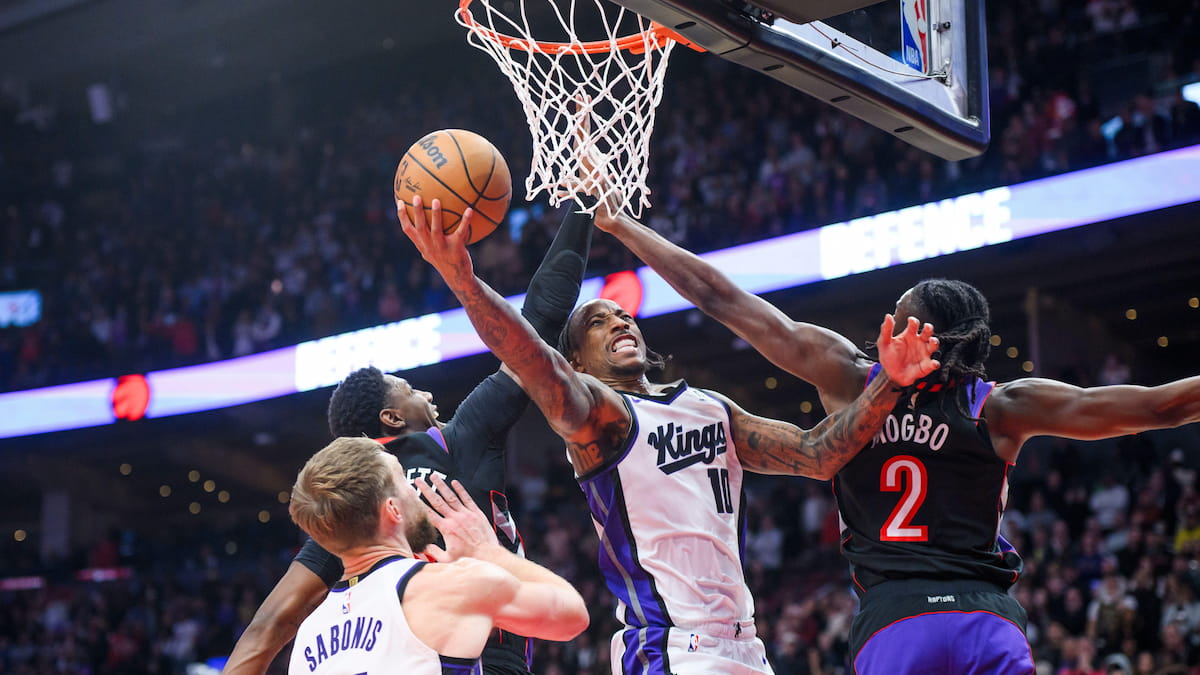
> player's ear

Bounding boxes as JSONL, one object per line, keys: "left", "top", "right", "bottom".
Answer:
{"left": 380, "top": 495, "right": 403, "bottom": 528}
{"left": 379, "top": 408, "right": 407, "bottom": 432}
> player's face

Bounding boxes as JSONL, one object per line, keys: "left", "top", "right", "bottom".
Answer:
{"left": 568, "top": 299, "right": 647, "bottom": 378}
{"left": 386, "top": 453, "right": 438, "bottom": 553}
{"left": 382, "top": 375, "right": 439, "bottom": 431}
{"left": 893, "top": 287, "right": 920, "bottom": 336}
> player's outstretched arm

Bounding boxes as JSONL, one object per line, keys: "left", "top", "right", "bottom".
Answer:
{"left": 718, "top": 315, "right": 939, "bottom": 480}
{"left": 594, "top": 206, "right": 868, "bottom": 407}
{"left": 454, "top": 203, "right": 595, "bottom": 445}
{"left": 417, "top": 475, "right": 589, "bottom": 641}
{"left": 399, "top": 196, "right": 629, "bottom": 474}
{"left": 521, "top": 202, "right": 593, "bottom": 345}
{"left": 986, "top": 374, "right": 1200, "bottom": 462}
{"left": 224, "top": 562, "right": 329, "bottom": 674}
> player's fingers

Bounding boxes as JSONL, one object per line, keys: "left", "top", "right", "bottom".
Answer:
{"left": 396, "top": 201, "right": 414, "bottom": 230}
{"left": 905, "top": 315, "right": 921, "bottom": 336}
{"left": 454, "top": 209, "right": 475, "bottom": 246}
{"left": 429, "top": 198, "right": 444, "bottom": 234}
{"left": 449, "top": 479, "right": 475, "bottom": 510}
{"left": 879, "top": 314, "right": 895, "bottom": 342}
{"left": 411, "top": 195, "right": 428, "bottom": 230}
{"left": 423, "top": 543, "right": 449, "bottom": 563}
{"left": 429, "top": 474, "right": 463, "bottom": 509}
{"left": 415, "top": 478, "right": 449, "bottom": 516}
{"left": 920, "top": 321, "right": 936, "bottom": 341}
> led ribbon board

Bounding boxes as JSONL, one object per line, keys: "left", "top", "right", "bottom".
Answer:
{"left": 1, "top": 145, "right": 1198, "bottom": 439}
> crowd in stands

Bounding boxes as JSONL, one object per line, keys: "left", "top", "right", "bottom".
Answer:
{"left": 1, "top": 425, "right": 1198, "bottom": 674}
{"left": 1, "top": 0, "right": 1200, "bottom": 392}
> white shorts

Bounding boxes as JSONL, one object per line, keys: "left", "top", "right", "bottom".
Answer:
{"left": 609, "top": 624, "right": 774, "bottom": 674}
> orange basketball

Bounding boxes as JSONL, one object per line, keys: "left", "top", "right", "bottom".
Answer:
{"left": 394, "top": 129, "right": 512, "bottom": 244}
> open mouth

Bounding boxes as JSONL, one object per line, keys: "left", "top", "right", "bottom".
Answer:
{"left": 611, "top": 334, "right": 638, "bottom": 354}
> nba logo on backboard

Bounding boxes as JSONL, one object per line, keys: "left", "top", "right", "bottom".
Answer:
{"left": 688, "top": 634, "right": 700, "bottom": 652}
{"left": 901, "top": 0, "right": 931, "bottom": 73}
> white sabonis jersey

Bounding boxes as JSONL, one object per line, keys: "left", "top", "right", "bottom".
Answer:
{"left": 289, "top": 556, "right": 481, "bottom": 675}
{"left": 574, "top": 382, "right": 754, "bottom": 631}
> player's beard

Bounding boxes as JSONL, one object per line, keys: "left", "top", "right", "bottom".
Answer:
{"left": 407, "top": 512, "right": 439, "bottom": 553}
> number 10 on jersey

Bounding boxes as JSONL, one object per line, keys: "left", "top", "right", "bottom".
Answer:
{"left": 708, "top": 468, "right": 734, "bottom": 514}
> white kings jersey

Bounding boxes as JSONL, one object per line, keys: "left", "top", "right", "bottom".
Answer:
{"left": 289, "top": 556, "right": 482, "bottom": 675}
{"left": 575, "top": 382, "right": 754, "bottom": 633}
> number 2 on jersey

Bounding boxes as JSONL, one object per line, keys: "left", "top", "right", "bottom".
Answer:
{"left": 879, "top": 455, "right": 928, "bottom": 541}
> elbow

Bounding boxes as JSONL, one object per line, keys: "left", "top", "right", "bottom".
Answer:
{"left": 545, "top": 594, "right": 590, "bottom": 641}
{"left": 562, "top": 594, "right": 591, "bottom": 638}
{"left": 241, "top": 607, "right": 291, "bottom": 647}
{"left": 809, "top": 464, "right": 839, "bottom": 482}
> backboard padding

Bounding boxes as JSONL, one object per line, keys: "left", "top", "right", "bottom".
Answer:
{"left": 614, "top": 0, "right": 989, "bottom": 160}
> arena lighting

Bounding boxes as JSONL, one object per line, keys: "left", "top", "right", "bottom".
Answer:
{"left": 0, "top": 144, "right": 1198, "bottom": 439}
{"left": 1183, "top": 82, "right": 1200, "bottom": 107}
{"left": 0, "top": 289, "right": 41, "bottom": 328}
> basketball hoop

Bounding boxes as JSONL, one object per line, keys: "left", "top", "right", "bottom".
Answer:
{"left": 456, "top": 0, "right": 700, "bottom": 217}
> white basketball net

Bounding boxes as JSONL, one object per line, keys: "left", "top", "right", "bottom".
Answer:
{"left": 456, "top": 0, "right": 679, "bottom": 217}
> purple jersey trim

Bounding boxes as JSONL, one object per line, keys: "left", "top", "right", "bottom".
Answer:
{"left": 580, "top": 467, "right": 670, "bottom": 628}
{"left": 425, "top": 427, "right": 449, "bottom": 452}
{"left": 620, "top": 626, "right": 671, "bottom": 675}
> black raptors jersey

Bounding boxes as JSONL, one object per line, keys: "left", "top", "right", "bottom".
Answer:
{"left": 833, "top": 364, "right": 1023, "bottom": 593}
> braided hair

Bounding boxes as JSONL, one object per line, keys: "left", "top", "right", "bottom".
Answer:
{"left": 907, "top": 279, "right": 992, "bottom": 417}
{"left": 327, "top": 366, "right": 390, "bottom": 438}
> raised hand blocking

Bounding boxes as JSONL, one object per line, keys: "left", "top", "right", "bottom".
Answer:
{"left": 876, "top": 314, "right": 940, "bottom": 387}
{"left": 414, "top": 474, "right": 499, "bottom": 563}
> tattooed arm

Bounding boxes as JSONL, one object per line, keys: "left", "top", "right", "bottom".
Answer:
{"left": 714, "top": 314, "right": 941, "bottom": 480}
{"left": 711, "top": 373, "right": 901, "bottom": 479}
{"left": 399, "top": 198, "right": 631, "bottom": 476}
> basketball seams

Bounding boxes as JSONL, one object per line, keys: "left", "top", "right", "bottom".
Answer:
{"left": 447, "top": 130, "right": 487, "bottom": 196}
{"left": 401, "top": 149, "right": 505, "bottom": 229}
{"left": 395, "top": 130, "right": 512, "bottom": 245}
{"left": 448, "top": 130, "right": 510, "bottom": 204}
{"left": 448, "top": 130, "right": 493, "bottom": 223}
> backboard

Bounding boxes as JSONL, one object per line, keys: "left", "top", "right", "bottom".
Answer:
{"left": 611, "top": 0, "right": 989, "bottom": 160}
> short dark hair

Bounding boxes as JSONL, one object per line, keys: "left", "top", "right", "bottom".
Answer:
{"left": 556, "top": 308, "right": 668, "bottom": 372}
{"left": 327, "top": 367, "right": 389, "bottom": 438}
{"left": 909, "top": 279, "right": 992, "bottom": 416}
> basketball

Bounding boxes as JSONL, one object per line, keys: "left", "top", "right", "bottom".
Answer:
{"left": 394, "top": 129, "right": 512, "bottom": 244}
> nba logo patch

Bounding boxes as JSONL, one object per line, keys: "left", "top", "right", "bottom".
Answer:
{"left": 341, "top": 599, "right": 351, "bottom": 614}
{"left": 687, "top": 634, "right": 700, "bottom": 653}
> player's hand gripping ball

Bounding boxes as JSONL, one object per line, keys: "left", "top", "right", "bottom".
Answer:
{"left": 394, "top": 129, "right": 511, "bottom": 244}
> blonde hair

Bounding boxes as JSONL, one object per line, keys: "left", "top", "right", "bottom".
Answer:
{"left": 289, "top": 437, "right": 399, "bottom": 553}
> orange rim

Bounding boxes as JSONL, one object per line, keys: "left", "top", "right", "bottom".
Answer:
{"left": 457, "top": 0, "right": 703, "bottom": 54}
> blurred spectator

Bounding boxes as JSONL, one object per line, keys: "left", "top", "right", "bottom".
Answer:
{"left": 1092, "top": 474, "right": 1131, "bottom": 532}
{"left": 1099, "top": 353, "right": 1132, "bottom": 385}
